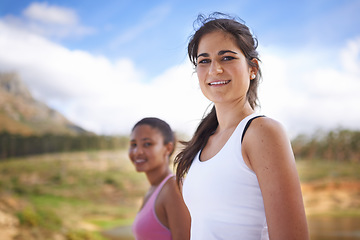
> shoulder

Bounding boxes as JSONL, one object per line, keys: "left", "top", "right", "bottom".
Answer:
{"left": 158, "top": 176, "right": 189, "bottom": 217}
{"left": 162, "top": 176, "right": 177, "bottom": 191}
{"left": 158, "top": 176, "right": 182, "bottom": 202}
{"left": 159, "top": 177, "right": 191, "bottom": 238}
{"left": 245, "top": 116, "right": 288, "bottom": 145}
{"left": 242, "top": 117, "right": 293, "bottom": 171}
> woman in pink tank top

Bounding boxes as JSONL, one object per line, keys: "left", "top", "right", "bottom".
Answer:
{"left": 129, "top": 117, "right": 190, "bottom": 240}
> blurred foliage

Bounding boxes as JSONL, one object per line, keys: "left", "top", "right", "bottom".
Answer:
{"left": 0, "top": 127, "right": 359, "bottom": 239}
{"left": 0, "top": 131, "right": 129, "bottom": 159}
{"left": 17, "top": 205, "right": 62, "bottom": 230}
{"left": 296, "top": 160, "right": 360, "bottom": 182}
{"left": 66, "top": 230, "right": 106, "bottom": 240}
{"left": 0, "top": 150, "right": 146, "bottom": 240}
{"left": 292, "top": 128, "right": 360, "bottom": 162}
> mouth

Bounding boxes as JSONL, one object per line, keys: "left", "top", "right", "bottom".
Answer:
{"left": 208, "top": 80, "right": 231, "bottom": 86}
{"left": 134, "top": 159, "right": 146, "bottom": 164}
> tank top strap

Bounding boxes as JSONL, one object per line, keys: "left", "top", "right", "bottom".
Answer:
{"left": 241, "top": 114, "right": 266, "bottom": 143}
{"left": 152, "top": 174, "right": 174, "bottom": 198}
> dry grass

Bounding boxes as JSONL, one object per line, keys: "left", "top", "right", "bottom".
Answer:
{"left": 0, "top": 152, "right": 359, "bottom": 240}
{"left": 0, "top": 150, "right": 147, "bottom": 240}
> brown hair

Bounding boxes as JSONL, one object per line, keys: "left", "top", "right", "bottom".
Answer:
{"left": 174, "top": 12, "right": 262, "bottom": 185}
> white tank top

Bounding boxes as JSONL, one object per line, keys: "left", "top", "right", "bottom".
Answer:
{"left": 183, "top": 113, "right": 269, "bottom": 240}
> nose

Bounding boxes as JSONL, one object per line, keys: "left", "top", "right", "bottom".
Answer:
{"left": 133, "top": 146, "right": 143, "bottom": 155}
{"left": 209, "top": 61, "right": 223, "bottom": 75}
{"left": 130, "top": 145, "right": 143, "bottom": 159}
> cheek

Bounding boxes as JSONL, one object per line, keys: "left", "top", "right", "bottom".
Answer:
{"left": 197, "top": 71, "right": 208, "bottom": 91}
{"left": 153, "top": 147, "right": 167, "bottom": 159}
{"left": 197, "top": 68, "right": 206, "bottom": 81}
{"left": 128, "top": 148, "right": 136, "bottom": 159}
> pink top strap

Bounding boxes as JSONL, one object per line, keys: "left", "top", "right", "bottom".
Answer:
{"left": 132, "top": 174, "right": 174, "bottom": 240}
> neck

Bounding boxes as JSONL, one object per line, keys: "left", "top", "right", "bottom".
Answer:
{"left": 145, "top": 164, "right": 172, "bottom": 186}
{"left": 214, "top": 100, "right": 254, "bottom": 132}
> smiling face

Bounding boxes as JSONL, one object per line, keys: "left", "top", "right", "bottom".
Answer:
{"left": 128, "top": 124, "right": 171, "bottom": 173}
{"left": 196, "top": 31, "right": 254, "bottom": 105}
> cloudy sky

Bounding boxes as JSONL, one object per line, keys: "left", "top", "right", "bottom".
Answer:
{"left": 0, "top": 0, "right": 359, "bottom": 138}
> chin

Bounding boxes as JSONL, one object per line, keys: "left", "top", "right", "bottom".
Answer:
{"left": 135, "top": 168, "right": 145, "bottom": 172}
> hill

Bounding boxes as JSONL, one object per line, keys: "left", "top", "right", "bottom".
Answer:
{"left": 0, "top": 72, "right": 89, "bottom": 135}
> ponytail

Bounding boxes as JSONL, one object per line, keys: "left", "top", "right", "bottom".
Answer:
{"left": 174, "top": 106, "right": 218, "bottom": 185}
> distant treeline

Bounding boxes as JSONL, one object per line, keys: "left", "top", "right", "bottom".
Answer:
{"left": 292, "top": 128, "right": 360, "bottom": 162}
{"left": 0, "top": 131, "right": 129, "bottom": 159}
{"left": 2, "top": 128, "right": 359, "bottom": 161}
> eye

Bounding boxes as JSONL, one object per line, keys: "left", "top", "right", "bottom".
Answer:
{"left": 130, "top": 142, "right": 137, "bottom": 148}
{"left": 144, "top": 142, "right": 152, "bottom": 147}
{"left": 223, "top": 56, "right": 236, "bottom": 61}
{"left": 197, "top": 58, "right": 210, "bottom": 64}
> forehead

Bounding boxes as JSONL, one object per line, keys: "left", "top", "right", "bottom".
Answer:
{"left": 198, "top": 31, "right": 239, "bottom": 53}
{"left": 130, "top": 124, "right": 162, "bottom": 140}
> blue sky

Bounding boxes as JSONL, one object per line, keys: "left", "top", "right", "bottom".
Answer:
{"left": 0, "top": 0, "right": 359, "bottom": 137}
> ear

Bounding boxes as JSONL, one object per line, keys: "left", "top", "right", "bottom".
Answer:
{"left": 165, "top": 142, "right": 174, "bottom": 157}
{"left": 249, "top": 58, "right": 259, "bottom": 79}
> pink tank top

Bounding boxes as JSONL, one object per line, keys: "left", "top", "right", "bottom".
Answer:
{"left": 132, "top": 174, "right": 174, "bottom": 240}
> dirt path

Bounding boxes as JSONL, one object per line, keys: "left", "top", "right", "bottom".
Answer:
{"left": 301, "top": 180, "right": 360, "bottom": 215}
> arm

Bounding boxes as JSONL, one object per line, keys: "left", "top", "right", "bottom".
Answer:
{"left": 243, "top": 117, "right": 309, "bottom": 240}
{"left": 157, "top": 177, "right": 191, "bottom": 240}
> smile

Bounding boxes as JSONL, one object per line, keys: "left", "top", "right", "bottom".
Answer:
{"left": 208, "top": 80, "right": 231, "bottom": 86}
{"left": 134, "top": 159, "right": 146, "bottom": 164}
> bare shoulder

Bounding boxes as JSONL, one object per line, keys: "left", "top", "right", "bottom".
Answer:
{"left": 242, "top": 116, "right": 294, "bottom": 172}
{"left": 162, "top": 176, "right": 178, "bottom": 191}
{"left": 244, "top": 117, "right": 309, "bottom": 239}
{"left": 161, "top": 177, "right": 191, "bottom": 239}
{"left": 159, "top": 176, "right": 182, "bottom": 201}
{"left": 250, "top": 116, "right": 286, "bottom": 134}
{"left": 156, "top": 176, "right": 183, "bottom": 219}
{"left": 245, "top": 116, "right": 289, "bottom": 146}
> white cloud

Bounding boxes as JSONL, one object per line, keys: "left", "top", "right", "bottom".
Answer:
{"left": 23, "top": 2, "right": 78, "bottom": 25}
{"left": 0, "top": 9, "right": 359, "bottom": 139}
{"left": 340, "top": 37, "right": 360, "bottom": 76}
{"left": 0, "top": 19, "right": 208, "bottom": 136}
{"left": 2, "top": 2, "right": 93, "bottom": 39}
{"left": 259, "top": 38, "right": 360, "bottom": 138}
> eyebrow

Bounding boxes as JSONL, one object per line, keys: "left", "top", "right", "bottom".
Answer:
{"left": 197, "top": 50, "right": 238, "bottom": 58}
{"left": 130, "top": 137, "right": 152, "bottom": 142}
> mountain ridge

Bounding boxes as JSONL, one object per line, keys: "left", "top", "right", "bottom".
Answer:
{"left": 0, "top": 72, "right": 90, "bottom": 135}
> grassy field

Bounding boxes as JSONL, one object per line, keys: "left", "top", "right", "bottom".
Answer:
{"left": 0, "top": 150, "right": 148, "bottom": 240}
{"left": 296, "top": 159, "right": 360, "bottom": 182}
{"left": 296, "top": 159, "right": 360, "bottom": 218}
{"left": 0, "top": 151, "right": 359, "bottom": 240}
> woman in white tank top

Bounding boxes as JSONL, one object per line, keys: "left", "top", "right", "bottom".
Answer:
{"left": 174, "top": 12, "right": 309, "bottom": 240}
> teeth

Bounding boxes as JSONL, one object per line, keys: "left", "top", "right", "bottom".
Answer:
{"left": 135, "top": 159, "right": 146, "bottom": 163}
{"left": 209, "top": 80, "right": 230, "bottom": 86}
